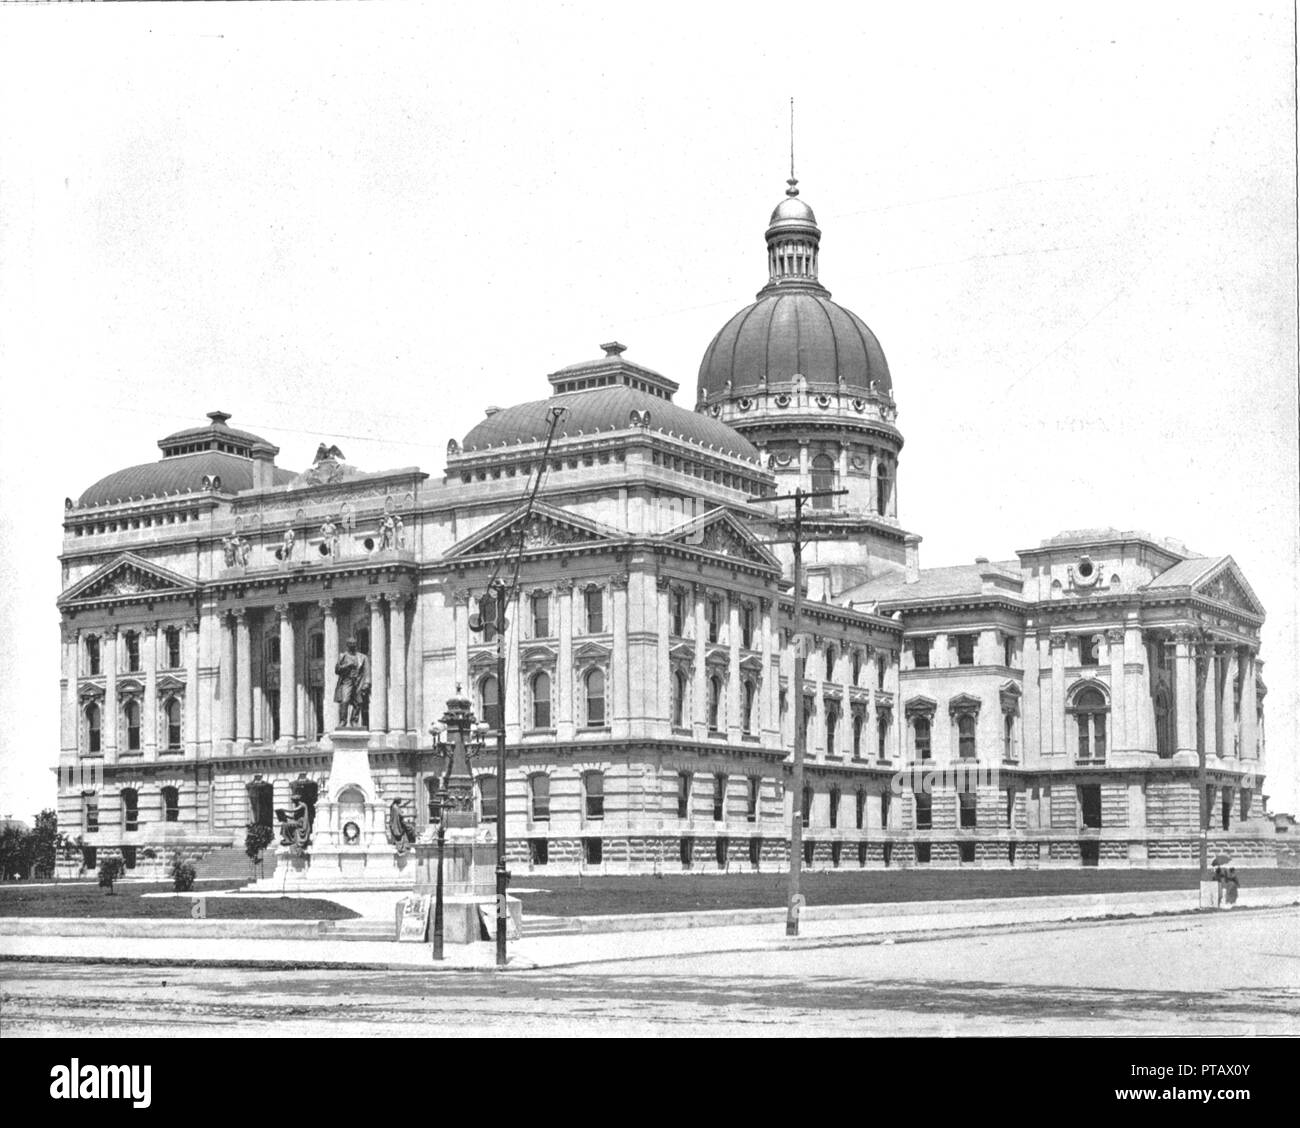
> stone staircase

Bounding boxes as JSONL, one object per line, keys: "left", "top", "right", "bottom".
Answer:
{"left": 193, "top": 846, "right": 276, "bottom": 884}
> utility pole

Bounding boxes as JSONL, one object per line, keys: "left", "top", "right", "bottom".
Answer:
{"left": 749, "top": 485, "right": 846, "bottom": 936}
{"left": 493, "top": 581, "right": 509, "bottom": 968}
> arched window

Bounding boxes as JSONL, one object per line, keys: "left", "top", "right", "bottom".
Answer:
{"left": 479, "top": 675, "right": 501, "bottom": 731}
{"left": 877, "top": 655, "right": 887, "bottom": 690}
{"left": 164, "top": 627, "right": 182, "bottom": 669}
{"left": 267, "top": 636, "right": 281, "bottom": 665}
{"left": 852, "top": 710, "right": 865, "bottom": 758}
{"left": 810, "top": 453, "right": 836, "bottom": 508}
{"left": 529, "top": 774, "right": 550, "bottom": 823}
{"left": 1155, "top": 688, "right": 1173, "bottom": 758}
{"left": 476, "top": 775, "right": 499, "bottom": 822}
{"left": 801, "top": 785, "right": 813, "bottom": 828}
{"left": 825, "top": 646, "right": 836, "bottom": 680}
{"left": 584, "top": 668, "right": 606, "bottom": 727}
{"left": 876, "top": 458, "right": 891, "bottom": 515}
{"left": 121, "top": 788, "right": 139, "bottom": 833}
{"left": 707, "top": 676, "right": 723, "bottom": 732}
{"left": 530, "top": 672, "right": 552, "bottom": 729}
{"left": 583, "top": 587, "right": 604, "bottom": 634}
{"left": 161, "top": 786, "right": 180, "bottom": 823}
{"left": 707, "top": 598, "right": 723, "bottom": 643}
{"left": 1003, "top": 713, "right": 1016, "bottom": 760}
{"left": 803, "top": 694, "right": 815, "bottom": 748}
{"left": 740, "top": 605, "right": 755, "bottom": 649}
{"left": 671, "top": 670, "right": 687, "bottom": 728}
{"left": 671, "top": 590, "right": 687, "bottom": 637}
{"left": 828, "top": 786, "right": 841, "bottom": 828}
{"left": 743, "top": 680, "right": 757, "bottom": 735}
{"left": 825, "top": 706, "right": 839, "bottom": 756}
{"left": 914, "top": 716, "right": 932, "bottom": 761}
{"left": 855, "top": 789, "right": 867, "bottom": 829}
{"left": 124, "top": 699, "right": 141, "bottom": 751}
{"left": 957, "top": 714, "right": 976, "bottom": 760}
{"left": 85, "top": 703, "right": 101, "bottom": 754}
{"left": 164, "top": 698, "right": 182, "bottom": 751}
{"left": 851, "top": 650, "right": 862, "bottom": 684}
{"left": 1073, "top": 686, "right": 1108, "bottom": 762}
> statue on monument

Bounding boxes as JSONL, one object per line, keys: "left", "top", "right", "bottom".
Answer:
{"left": 387, "top": 797, "right": 417, "bottom": 854}
{"left": 276, "top": 795, "right": 312, "bottom": 850}
{"left": 334, "top": 636, "right": 371, "bottom": 728}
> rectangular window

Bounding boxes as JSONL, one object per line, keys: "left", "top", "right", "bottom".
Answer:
{"left": 583, "top": 773, "right": 604, "bottom": 821}
{"left": 959, "top": 790, "right": 977, "bottom": 828}
{"left": 748, "top": 837, "right": 762, "bottom": 867}
{"left": 855, "top": 790, "right": 866, "bottom": 830}
{"left": 584, "top": 588, "right": 604, "bottom": 634}
{"left": 880, "top": 791, "right": 891, "bottom": 829}
{"left": 746, "top": 777, "right": 759, "bottom": 823}
{"left": 956, "top": 634, "right": 976, "bottom": 666}
{"left": 582, "top": 837, "right": 602, "bottom": 865}
{"left": 680, "top": 837, "right": 694, "bottom": 868}
{"left": 959, "top": 841, "right": 976, "bottom": 864}
{"left": 707, "top": 598, "right": 723, "bottom": 643}
{"left": 309, "top": 633, "right": 325, "bottom": 661}
{"left": 1003, "top": 635, "right": 1015, "bottom": 668}
{"left": 1079, "top": 634, "right": 1099, "bottom": 666}
{"left": 86, "top": 636, "right": 101, "bottom": 676}
{"left": 531, "top": 593, "right": 550, "bottom": 638}
{"left": 530, "top": 775, "right": 550, "bottom": 822}
{"left": 85, "top": 801, "right": 98, "bottom": 833}
{"left": 1006, "top": 788, "right": 1016, "bottom": 829}
{"left": 915, "top": 793, "right": 932, "bottom": 830}
{"left": 715, "top": 837, "right": 729, "bottom": 869}
{"left": 671, "top": 590, "right": 687, "bottom": 637}
{"left": 912, "top": 637, "right": 931, "bottom": 669}
{"left": 529, "top": 839, "right": 548, "bottom": 866}
{"left": 740, "top": 605, "right": 754, "bottom": 649}
{"left": 1079, "top": 784, "right": 1102, "bottom": 829}
{"left": 478, "top": 776, "right": 499, "bottom": 822}
{"left": 126, "top": 632, "right": 141, "bottom": 673}
{"left": 712, "top": 774, "right": 727, "bottom": 822}
{"left": 877, "top": 710, "right": 890, "bottom": 760}
{"left": 915, "top": 842, "right": 931, "bottom": 865}
{"left": 677, "top": 772, "right": 692, "bottom": 820}
{"left": 166, "top": 629, "right": 182, "bottom": 669}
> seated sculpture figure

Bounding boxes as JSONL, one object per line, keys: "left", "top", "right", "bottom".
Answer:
{"left": 276, "top": 796, "right": 311, "bottom": 851}
{"left": 387, "top": 797, "right": 417, "bottom": 854}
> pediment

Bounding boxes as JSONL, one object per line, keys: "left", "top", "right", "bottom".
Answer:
{"left": 520, "top": 643, "right": 559, "bottom": 665}
{"left": 1195, "top": 559, "right": 1264, "bottom": 617}
{"left": 662, "top": 508, "right": 781, "bottom": 570}
{"left": 905, "top": 694, "right": 937, "bottom": 718}
{"left": 78, "top": 682, "right": 105, "bottom": 702}
{"left": 60, "top": 553, "right": 197, "bottom": 606}
{"left": 948, "top": 692, "right": 982, "bottom": 715}
{"left": 444, "top": 501, "right": 625, "bottom": 560}
{"left": 156, "top": 674, "right": 187, "bottom": 693}
{"left": 668, "top": 641, "right": 696, "bottom": 663}
{"left": 468, "top": 649, "right": 499, "bottom": 671}
{"left": 573, "top": 641, "right": 611, "bottom": 663}
{"left": 739, "top": 653, "right": 764, "bottom": 673}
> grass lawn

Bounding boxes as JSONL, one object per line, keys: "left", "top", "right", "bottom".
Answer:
{"left": 512, "top": 867, "right": 1300, "bottom": 918}
{"left": 0, "top": 881, "right": 360, "bottom": 920}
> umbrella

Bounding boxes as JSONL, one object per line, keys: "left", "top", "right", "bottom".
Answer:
{"left": 1212, "top": 852, "right": 1232, "bottom": 866}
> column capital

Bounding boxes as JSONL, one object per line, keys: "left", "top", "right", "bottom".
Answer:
{"left": 554, "top": 578, "right": 574, "bottom": 594}
{"left": 1104, "top": 628, "right": 1124, "bottom": 644}
{"left": 232, "top": 608, "right": 248, "bottom": 624}
{"left": 609, "top": 572, "right": 630, "bottom": 590}
{"left": 1048, "top": 634, "right": 1068, "bottom": 650}
{"left": 655, "top": 574, "right": 672, "bottom": 591}
{"left": 365, "top": 592, "right": 384, "bottom": 608}
{"left": 386, "top": 591, "right": 410, "bottom": 610}
{"left": 317, "top": 598, "right": 336, "bottom": 617}
{"left": 273, "top": 601, "right": 292, "bottom": 619}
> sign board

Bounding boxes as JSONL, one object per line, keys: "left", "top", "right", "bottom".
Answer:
{"left": 397, "top": 894, "right": 432, "bottom": 942}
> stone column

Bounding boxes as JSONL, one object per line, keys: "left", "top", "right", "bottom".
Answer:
{"left": 761, "top": 600, "right": 778, "bottom": 744}
{"left": 868, "top": 447, "right": 880, "bottom": 514}
{"left": 387, "top": 594, "right": 408, "bottom": 734}
{"left": 692, "top": 583, "right": 707, "bottom": 739}
{"left": 727, "top": 596, "right": 741, "bottom": 739}
{"left": 865, "top": 648, "right": 879, "bottom": 763}
{"left": 556, "top": 580, "right": 574, "bottom": 740}
{"left": 611, "top": 573, "right": 630, "bottom": 738}
{"left": 1174, "top": 631, "right": 1195, "bottom": 756}
{"left": 1106, "top": 628, "right": 1126, "bottom": 751}
{"left": 1050, "top": 636, "right": 1067, "bottom": 756}
{"left": 61, "top": 626, "right": 77, "bottom": 756}
{"left": 797, "top": 441, "right": 809, "bottom": 492}
{"left": 277, "top": 603, "right": 297, "bottom": 741}
{"left": 505, "top": 588, "right": 521, "bottom": 742}
{"left": 1221, "top": 648, "right": 1238, "bottom": 758}
{"left": 319, "top": 599, "right": 339, "bottom": 731}
{"left": 100, "top": 628, "right": 118, "bottom": 761}
{"left": 1240, "top": 650, "right": 1257, "bottom": 760}
{"left": 933, "top": 632, "right": 949, "bottom": 669}
{"left": 1021, "top": 620, "right": 1041, "bottom": 761}
{"left": 1124, "top": 620, "right": 1150, "bottom": 752}
{"left": 1201, "top": 645, "right": 1218, "bottom": 761}
{"left": 143, "top": 624, "right": 159, "bottom": 758}
{"left": 655, "top": 577, "right": 671, "bottom": 738}
{"left": 234, "top": 609, "right": 253, "bottom": 742}
{"left": 184, "top": 618, "right": 200, "bottom": 751}
{"left": 217, "top": 617, "right": 235, "bottom": 743}
{"left": 367, "top": 594, "right": 388, "bottom": 733}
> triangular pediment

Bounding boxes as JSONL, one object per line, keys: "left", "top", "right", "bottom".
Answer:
{"left": 668, "top": 641, "right": 696, "bottom": 664}
{"left": 904, "top": 694, "right": 937, "bottom": 718}
{"left": 1194, "top": 558, "right": 1265, "bottom": 617}
{"left": 444, "top": 501, "right": 625, "bottom": 561}
{"left": 662, "top": 508, "right": 781, "bottom": 570}
{"left": 573, "top": 641, "right": 611, "bottom": 663}
{"left": 60, "top": 553, "right": 197, "bottom": 606}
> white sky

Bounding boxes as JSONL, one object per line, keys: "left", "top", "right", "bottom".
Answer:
{"left": 1, "top": 2, "right": 1296, "bottom": 817}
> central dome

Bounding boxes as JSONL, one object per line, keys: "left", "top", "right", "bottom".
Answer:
{"left": 698, "top": 290, "right": 891, "bottom": 399}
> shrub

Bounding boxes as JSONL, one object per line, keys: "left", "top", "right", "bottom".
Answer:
{"left": 141, "top": 847, "right": 157, "bottom": 861}
{"left": 98, "top": 854, "right": 126, "bottom": 894}
{"left": 170, "top": 855, "right": 196, "bottom": 893}
{"left": 245, "top": 823, "right": 275, "bottom": 862}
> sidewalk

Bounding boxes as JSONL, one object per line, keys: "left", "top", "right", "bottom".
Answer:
{"left": 2, "top": 887, "right": 1297, "bottom": 971}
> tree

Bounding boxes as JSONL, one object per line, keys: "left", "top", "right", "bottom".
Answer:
{"left": 30, "top": 809, "right": 58, "bottom": 880}
{"left": 245, "top": 823, "right": 274, "bottom": 863}
{"left": 98, "top": 854, "right": 125, "bottom": 894}
{"left": 0, "top": 826, "right": 25, "bottom": 881}
{"left": 170, "top": 855, "right": 196, "bottom": 893}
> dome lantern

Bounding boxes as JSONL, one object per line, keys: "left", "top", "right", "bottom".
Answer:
{"left": 761, "top": 176, "right": 826, "bottom": 296}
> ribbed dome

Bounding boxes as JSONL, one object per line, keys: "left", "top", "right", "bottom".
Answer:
{"left": 769, "top": 196, "right": 817, "bottom": 226}
{"left": 697, "top": 290, "right": 892, "bottom": 399}
{"left": 462, "top": 385, "right": 760, "bottom": 462}
{"left": 78, "top": 451, "right": 296, "bottom": 507}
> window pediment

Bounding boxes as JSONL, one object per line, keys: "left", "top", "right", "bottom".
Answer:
{"left": 904, "top": 695, "right": 937, "bottom": 719}
{"left": 948, "top": 693, "right": 982, "bottom": 717}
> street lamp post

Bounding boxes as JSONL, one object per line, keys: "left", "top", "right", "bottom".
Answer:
{"left": 427, "top": 690, "right": 486, "bottom": 961}
{"left": 748, "top": 485, "right": 846, "bottom": 937}
{"left": 492, "top": 581, "right": 509, "bottom": 968}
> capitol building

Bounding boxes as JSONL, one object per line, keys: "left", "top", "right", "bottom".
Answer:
{"left": 55, "top": 174, "right": 1274, "bottom": 877}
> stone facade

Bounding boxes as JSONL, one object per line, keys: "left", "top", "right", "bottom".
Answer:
{"left": 54, "top": 177, "right": 1276, "bottom": 876}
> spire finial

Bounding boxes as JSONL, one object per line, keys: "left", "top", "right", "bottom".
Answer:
{"left": 787, "top": 96, "right": 798, "bottom": 197}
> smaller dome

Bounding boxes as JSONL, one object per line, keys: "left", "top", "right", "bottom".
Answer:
{"left": 769, "top": 197, "right": 817, "bottom": 226}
